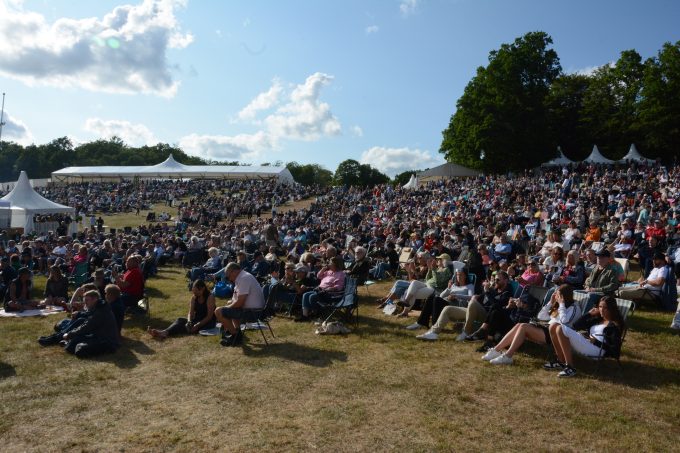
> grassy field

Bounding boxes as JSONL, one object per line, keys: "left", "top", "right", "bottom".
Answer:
{"left": 2, "top": 205, "right": 680, "bottom": 451}
{"left": 1, "top": 269, "right": 679, "bottom": 451}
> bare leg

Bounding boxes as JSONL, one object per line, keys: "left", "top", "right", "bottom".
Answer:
{"left": 553, "top": 325, "right": 573, "bottom": 366}
{"left": 494, "top": 324, "right": 521, "bottom": 351}
{"left": 505, "top": 324, "right": 545, "bottom": 358}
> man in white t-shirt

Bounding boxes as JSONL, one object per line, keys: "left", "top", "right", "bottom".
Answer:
{"left": 617, "top": 252, "right": 667, "bottom": 301}
{"left": 214, "top": 262, "right": 265, "bottom": 347}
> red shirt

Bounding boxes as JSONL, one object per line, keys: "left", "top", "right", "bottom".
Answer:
{"left": 122, "top": 268, "right": 144, "bottom": 297}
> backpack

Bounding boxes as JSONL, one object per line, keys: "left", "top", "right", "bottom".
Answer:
{"left": 659, "top": 265, "right": 678, "bottom": 312}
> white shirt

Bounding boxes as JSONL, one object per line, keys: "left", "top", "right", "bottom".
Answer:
{"left": 645, "top": 266, "right": 666, "bottom": 293}
{"left": 234, "top": 270, "right": 265, "bottom": 309}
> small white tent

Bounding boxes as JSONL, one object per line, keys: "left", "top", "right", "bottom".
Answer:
{"left": 0, "top": 171, "right": 75, "bottom": 234}
{"left": 402, "top": 174, "right": 419, "bottom": 190}
{"left": 584, "top": 145, "right": 615, "bottom": 164}
{"left": 620, "top": 144, "right": 654, "bottom": 164}
{"left": 541, "top": 146, "right": 574, "bottom": 167}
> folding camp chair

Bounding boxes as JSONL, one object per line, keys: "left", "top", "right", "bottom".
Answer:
{"left": 396, "top": 247, "right": 413, "bottom": 278}
{"left": 614, "top": 258, "right": 630, "bottom": 282}
{"left": 592, "top": 299, "right": 635, "bottom": 370}
{"left": 240, "top": 291, "right": 277, "bottom": 345}
{"left": 318, "top": 277, "right": 359, "bottom": 326}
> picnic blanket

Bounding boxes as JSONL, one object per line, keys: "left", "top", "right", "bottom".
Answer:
{"left": 0, "top": 306, "right": 65, "bottom": 318}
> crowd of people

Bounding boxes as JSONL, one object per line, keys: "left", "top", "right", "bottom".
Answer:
{"left": 1, "top": 161, "right": 679, "bottom": 375}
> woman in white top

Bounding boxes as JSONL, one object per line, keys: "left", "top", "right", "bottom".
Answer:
{"left": 481, "top": 284, "right": 580, "bottom": 365}
{"left": 405, "top": 269, "right": 475, "bottom": 330}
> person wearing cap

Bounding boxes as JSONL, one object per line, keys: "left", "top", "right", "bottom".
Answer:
{"left": 4, "top": 267, "right": 39, "bottom": 311}
{"left": 645, "top": 218, "right": 667, "bottom": 243}
{"left": 616, "top": 252, "right": 667, "bottom": 301}
{"left": 582, "top": 249, "right": 620, "bottom": 303}
{"left": 250, "top": 251, "right": 270, "bottom": 282}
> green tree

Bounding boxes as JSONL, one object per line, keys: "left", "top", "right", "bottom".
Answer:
{"left": 546, "top": 74, "right": 591, "bottom": 160}
{"left": 333, "top": 159, "right": 388, "bottom": 186}
{"left": 580, "top": 50, "right": 645, "bottom": 159}
{"left": 440, "top": 31, "right": 562, "bottom": 172}
{"left": 286, "top": 161, "right": 333, "bottom": 186}
{"left": 392, "top": 170, "right": 416, "bottom": 186}
{"left": 639, "top": 41, "right": 680, "bottom": 162}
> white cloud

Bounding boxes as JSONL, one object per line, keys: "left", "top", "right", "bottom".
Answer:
{"left": 237, "top": 78, "right": 283, "bottom": 121}
{"left": 181, "top": 72, "right": 341, "bottom": 162}
{"left": 569, "top": 61, "right": 615, "bottom": 76}
{"left": 365, "top": 25, "right": 379, "bottom": 34}
{"left": 351, "top": 125, "right": 363, "bottom": 137}
{"left": 360, "top": 146, "right": 444, "bottom": 177}
{"left": 84, "top": 118, "right": 157, "bottom": 146}
{"left": 0, "top": 0, "right": 193, "bottom": 97}
{"left": 264, "top": 72, "right": 341, "bottom": 141}
{"left": 179, "top": 131, "right": 274, "bottom": 161}
{"left": 399, "top": 0, "right": 419, "bottom": 16}
{"left": 1, "top": 111, "right": 34, "bottom": 145}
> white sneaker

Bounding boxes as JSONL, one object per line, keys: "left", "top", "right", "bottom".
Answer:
{"left": 455, "top": 332, "right": 468, "bottom": 342}
{"left": 490, "top": 353, "right": 514, "bottom": 365}
{"left": 481, "top": 348, "right": 502, "bottom": 361}
{"left": 416, "top": 330, "right": 439, "bottom": 341}
{"left": 405, "top": 322, "right": 425, "bottom": 330}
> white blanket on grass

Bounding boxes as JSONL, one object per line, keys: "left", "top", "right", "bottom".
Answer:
{"left": 0, "top": 306, "right": 65, "bottom": 318}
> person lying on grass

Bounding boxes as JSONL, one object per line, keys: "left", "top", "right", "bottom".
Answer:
{"left": 148, "top": 279, "right": 216, "bottom": 339}
{"left": 481, "top": 284, "right": 580, "bottom": 365}
{"left": 549, "top": 295, "right": 625, "bottom": 378}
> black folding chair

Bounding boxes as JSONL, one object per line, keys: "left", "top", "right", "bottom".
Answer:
{"left": 318, "top": 277, "right": 359, "bottom": 326}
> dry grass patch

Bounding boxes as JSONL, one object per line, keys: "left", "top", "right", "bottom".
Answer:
{"left": 1, "top": 272, "right": 679, "bottom": 451}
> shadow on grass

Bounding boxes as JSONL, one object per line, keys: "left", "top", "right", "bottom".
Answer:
{"left": 580, "top": 359, "right": 680, "bottom": 389}
{"left": 242, "top": 341, "right": 347, "bottom": 367}
{"left": 628, "top": 315, "right": 675, "bottom": 336}
{"left": 0, "top": 361, "right": 16, "bottom": 379}
{"left": 93, "top": 338, "right": 155, "bottom": 369}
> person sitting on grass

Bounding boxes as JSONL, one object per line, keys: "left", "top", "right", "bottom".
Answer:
{"left": 549, "top": 295, "right": 624, "bottom": 378}
{"left": 42, "top": 265, "right": 69, "bottom": 307}
{"left": 295, "top": 256, "right": 346, "bottom": 322}
{"left": 104, "top": 284, "right": 125, "bottom": 334}
{"left": 481, "top": 284, "right": 580, "bottom": 365}
{"left": 61, "top": 289, "right": 120, "bottom": 358}
{"left": 214, "top": 262, "right": 265, "bottom": 347}
{"left": 148, "top": 279, "right": 216, "bottom": 340}
{"left": 38, "top": 284, "right": 99, "bottom": 346}
{"left": 406, "top": 268, "right": 475, "bottom": 331}
{"left": 4, "top": 267, "right": 40, "bottom": 312}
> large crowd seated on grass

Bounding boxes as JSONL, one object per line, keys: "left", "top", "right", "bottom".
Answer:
{"left": 0, "top": 161, "right": 679, "bottom": 374}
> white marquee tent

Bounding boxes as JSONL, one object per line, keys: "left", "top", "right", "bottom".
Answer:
{"left": 0, "top": 171, "right": 76, "bottom": 234}
{"left": 619, "top": 144, "right": 654, "bottom": 164}
{"left": 584, "top": 145, "right": 615, "bottom": 164}
{"left": 51, "top": 155, "right": 296, "bottom": 184}
{"left": 402, "top": 174, "right": 419, "bottom": 190}
{"left": 541, "top": 146, "right": 574, "bottom": 166}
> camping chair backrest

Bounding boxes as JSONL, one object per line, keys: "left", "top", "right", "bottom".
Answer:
{"left": 452, "top": 261, "right": 466, "bottom": 272}
{"left": 509, "top": 280, "right": 522, "bottom": 298}
{"left": 614, "top": 258, "right": 629, "bottom": 281}
{"left": 528, "top": 285, "right": 550, "bottom": 307}
{"left": 398, "top": 247, "right": 413, "bottom": 264}
{"left": 573, "top": 291, "right": 592, "bottom": 314}
{"left": 467, "top": 273, "right": 477, "bottom": 286}
{"left": 341, "top": 277, "right": 358, "bottom": 308}
{"left": 660, "top": 265, "right": 678, "bottom": 311}
{"left": 614, "top": 298, "right": 635, "bottom": 322}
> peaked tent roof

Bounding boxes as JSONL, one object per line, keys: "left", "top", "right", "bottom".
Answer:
{"left": 52, "top": 155, "right": 296, "bottom": 184}
{"left": 584, "top": 145, "right": 615, "bottom": 164}
{"left": 541, "top": 147, "right": 574, "bottom": 166}
{"left": 620, "top": 144, "right": 654, "bottom": 164}
{"left": 402, "top": 174, "right": 418, "bottom": 190}
{"left": 418, "top": 162, "right": 481, "bottom": 180}
{"left": 1, "top": 171, "right": 74, "bottom": 212}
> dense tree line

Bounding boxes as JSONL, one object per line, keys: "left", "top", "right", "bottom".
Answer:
{"left": 0, "top": 136, "right": 391, "bottom": 188}
{"left": 440, "top": 32, "right": 680, "bottom": 172}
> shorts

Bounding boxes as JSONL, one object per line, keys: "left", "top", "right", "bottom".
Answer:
{"left": 219, "top": 307, "right": 246, "bottom": 320}
{"left": 538, "top": 324, "right": 551, "bottom": 345}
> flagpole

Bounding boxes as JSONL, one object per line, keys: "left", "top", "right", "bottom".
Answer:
{"left": 0, "top": 93, "right": 6, "bottom": 151}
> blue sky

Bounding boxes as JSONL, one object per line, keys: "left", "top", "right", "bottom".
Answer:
{"left": 1, "top": 0, "right": 679, "bottom": 176}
